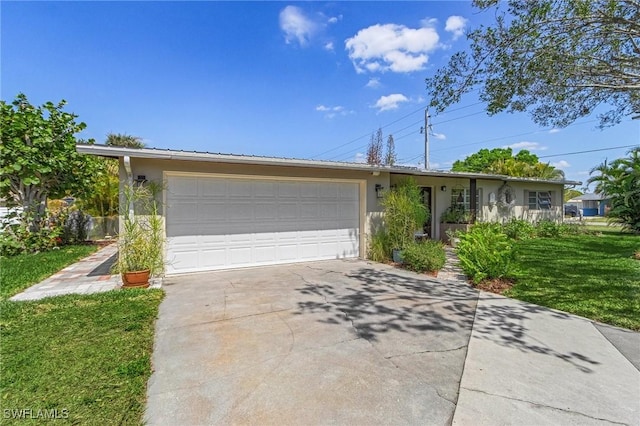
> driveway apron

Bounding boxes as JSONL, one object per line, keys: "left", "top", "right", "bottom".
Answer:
{"left": 145, "top": 259, "right": 479, "bottom": 425}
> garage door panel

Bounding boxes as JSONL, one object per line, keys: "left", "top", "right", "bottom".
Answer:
{"left": 170, "top": 177, "right": 199, "bottom": 196}
{"left": 166, "top": 176, "right": 360, "bottom": 274}
{"left": 199, "top": 179, "right": 227, "bottom": 197}
{"left": 198, "top": 202, "right": 227, "bottom": 221}
{"left": 200, "top": 249, "right": 227, "bottom": 268}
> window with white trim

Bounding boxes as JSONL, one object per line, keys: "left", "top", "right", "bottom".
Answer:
{"left": 528, "top": 191, "right": 552, "bottom": 210}
{"left": 451, "top": 188, "right": 481, "bottom": 211}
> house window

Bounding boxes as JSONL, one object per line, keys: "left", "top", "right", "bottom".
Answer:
{"left": 528, "top": 191, "right": 552, "bottom": 210}
{"left": 451, "top": 188, "right": 481, "bottom": 211}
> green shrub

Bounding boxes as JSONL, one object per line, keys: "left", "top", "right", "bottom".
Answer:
{"left": 503, "top": 218, "right": 536, "bottom": 240}
{"left": 368, "top": 230, "right": 391, "bottom": 262}
{"left": 557, "top": 222, "right": 584, "bottom": 236}
{"left": 381, "top": 178, "right": 428, "bottom": 250}
{"left": 440, "top": 206, "right": 471, "bottom": 224}
{"left": 535, "top": 219, "right": 561, "bottom": 237}
{"left": 0, "top": 211, "right": 63, "bottom": 257}
{"left": 402, "top": 240, "right": 447, "bottom": 273}
{"left": 456, "top": 222, "right": 516, "bottom": 283}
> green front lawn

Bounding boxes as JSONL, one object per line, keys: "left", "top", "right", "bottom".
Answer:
{"left": 0, "top": 244, "right": 99, "bottom": 301}
{"left": 0, "top": 290, "right": 164, "bottom": 425}
{"left": 508, "top": 230, "right": 640, "bottom": 330}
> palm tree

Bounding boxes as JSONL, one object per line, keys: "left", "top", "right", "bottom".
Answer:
{"left": 588, "top": 148, "right": 640, "bottom": 232}
{"left": 105, "top": 133, "right": 145, "bottom": 148}
{"left": 489, "top": 158, "right": 564, "bottom": 180}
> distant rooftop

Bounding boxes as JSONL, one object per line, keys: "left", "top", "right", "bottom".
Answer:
{"left": 568, "top": 193, "right": 608, "bottom": 202}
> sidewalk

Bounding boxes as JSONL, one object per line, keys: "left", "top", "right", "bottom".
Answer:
{"left": 10, "top": 243, "right": 122, "bottom": 301}
{"left": 453, "top": 292, "right": 640, "bottom": 425}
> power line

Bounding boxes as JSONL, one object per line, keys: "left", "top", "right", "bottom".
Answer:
{"left": 310, "top": 101, "right": 484, "bottom": 159}
{"left": 310, "top": 104, "right": 429, "bottom": 159}
{"left": 326, "top": 108, "right": 486, "bottom": 161}
{"left": 430, "top": 119, "right": 600, "bottom": 154}
{"left": 431, "top": 110, "right": 485, "bottom": 126}
{"left": 538, "top": 144, "right": 639, "bottom": 159}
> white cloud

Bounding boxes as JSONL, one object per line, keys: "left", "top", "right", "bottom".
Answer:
{"left": 373, "top": 94, "right": 409, "bottom": 112}
{"left": 548, "top": 128, "right": 561, "bottom": 134}
{"left": 354, "top": 152, "right": 366, "bottom": 163}
{"left": 279, "top": 6, "right": 317, "bottom": 46}
{"left": 444, "top": 15, "right": 468, "bottom": 40}
{"left": 315, "top": 104, "right": 354, "bottom": 119}
{"left": 324, "top": 41, "right": 334, "bottom": 51}
{"left": 328, "top": 16, "right": 340, "bottom": 24}
{"left": 345, "top": 23, "right": 439, "bottom": 73}
{"left": 420, "top": 17, "right": 438, "bottom": 27}
{"left": 366, "top": 77, "right": 381, "bottom": 89}
{"left": 432, "top": 132, "right": 446, "bottom": 140}
{"left": 503, "top": 141, "right": 548, "bottom": 151}
{"left": 551, "top": 160, "right": 571, "bottom": 169}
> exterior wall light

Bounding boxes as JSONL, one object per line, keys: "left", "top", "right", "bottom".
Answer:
{"left": 440, "top": 185, "right": 447, "bottom": 192}
{"left": 375, "top": 184, "right": 385, "bottom": 199}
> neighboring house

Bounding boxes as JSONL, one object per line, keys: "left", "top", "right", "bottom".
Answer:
{"left": 0, "top": 199, "right": 22, "bottom": 227}
{"left": 566, "top": 193, "right": 610, "bottom": 217}
{"left": 77, "top": 144, "right": 580, "bottom": 275}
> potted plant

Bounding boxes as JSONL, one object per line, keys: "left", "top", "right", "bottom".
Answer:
{"left": 115, "top": 183, "right": 164, "bottom": 288}
{"left": 381, "top": 178, "right": 428, "bottom": 263}
{"left": 440, "top": 206, "right": 471, "bottom": 244}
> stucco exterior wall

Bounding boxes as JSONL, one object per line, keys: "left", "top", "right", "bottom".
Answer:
{"left": 120, "top": 157, "right": 564, "bottom": 258}
{"left": 391, "top": 174, "right": 563, "bottom": 240}
{"left": 121, "top": 157, "right": 391, "bottom": 258}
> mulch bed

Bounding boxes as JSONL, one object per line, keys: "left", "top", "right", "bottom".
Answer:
{"left": 87, "top": 239, "right": 117, "bottom": 248}
{"left": 474, "top": 278, "right": 515, "bottom": 295}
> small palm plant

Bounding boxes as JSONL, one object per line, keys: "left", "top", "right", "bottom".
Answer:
{"left": 115, "top": 182, "right": 165, "bottom": 287}
{"left": 381, "top": 178, "right": 428, "bottom": 259}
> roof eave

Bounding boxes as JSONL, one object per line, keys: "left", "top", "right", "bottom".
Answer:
{"left": 76, "top": 144, "right": 581, "bottom": 186}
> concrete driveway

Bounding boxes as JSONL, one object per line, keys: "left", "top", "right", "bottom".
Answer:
{"left": 145, "top": 259, "right": 479, "bottom": 425}
{"left": 145, "top": 259, "right": 640, "bottom": 425}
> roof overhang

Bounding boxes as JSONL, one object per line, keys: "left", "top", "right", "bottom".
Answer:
{"left": 76, "top": 144, "right": 581, "bottom": 186}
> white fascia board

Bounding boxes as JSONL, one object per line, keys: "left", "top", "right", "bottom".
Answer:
{"left": 76, "top": 144, "right": 581, "bottom": 186}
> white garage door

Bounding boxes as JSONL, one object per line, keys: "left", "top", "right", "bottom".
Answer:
{"left": 165, "top": 174, "right": 361, "bottom": 274}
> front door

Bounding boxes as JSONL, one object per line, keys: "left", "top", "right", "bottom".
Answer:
{"left": 421, "top": 187, "right": 433, "bottom": 238}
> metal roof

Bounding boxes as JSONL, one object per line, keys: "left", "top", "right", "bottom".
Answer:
{"left": 568, "top": 193, "right": 608, "bottom": 202}
{"left": 76, "top": 144, "right": 581, "bottom": 186}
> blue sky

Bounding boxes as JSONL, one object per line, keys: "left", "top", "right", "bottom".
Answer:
{"left": 2, "top": 1, "right": 638, "bottom": 188}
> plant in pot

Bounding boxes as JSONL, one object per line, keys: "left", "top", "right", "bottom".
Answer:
{"left": 116, "top": 182, "right": 164, "bottom": 288}
{"left": 380, "top": 178, "right": 428, "bottom": 263}
{"left": 440, "top": 206, "right": 471, "bottom": 244}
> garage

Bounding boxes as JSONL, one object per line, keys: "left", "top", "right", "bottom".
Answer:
{"left": 165, "top": 173, "right": 362, "bottom": 274}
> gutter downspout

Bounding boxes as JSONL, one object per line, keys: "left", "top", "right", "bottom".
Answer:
{"left": 124, "top": 156, "right": 134, "bottom": 221}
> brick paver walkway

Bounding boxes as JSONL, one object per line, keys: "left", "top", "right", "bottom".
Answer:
{"left": 11, "top": 243, "right": 123, "bottom": 301}
{"left": 437, "top": 246, "right": 468, "bottom": 282}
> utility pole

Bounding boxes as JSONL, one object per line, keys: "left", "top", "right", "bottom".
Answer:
{"left": 420, "top": 109, "right": 430, "bottom": 170}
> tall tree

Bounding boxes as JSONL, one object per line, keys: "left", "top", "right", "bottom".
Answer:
{"left": 366, "top": 128, "right": 384, "bottom": 165}
{"left": 588, "top": 148, "right": 640, "bottom": 232}
{"left": 453, "top": 147, "right": 565, "bottom": 180}
{"left": 426, "top": 0, "right": 639, "bottom": 128}
{"left": 106, "top": 132, "right": 145, "bottom": 148}
{"left": 564, "top": 188, "right": 583, "bottom": 202}
{"left": 385, "top": 134, "right": 397, "bottom": 166}
{"left": 452, "top": 148, "right": 529, "bottom": 172}
{"left": 0, "top": 94, "right": 100, "bottom": 230}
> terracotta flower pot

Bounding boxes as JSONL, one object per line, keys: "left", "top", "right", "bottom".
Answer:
{"left": 122, "top": 269, "right": 151, "bottom": 288}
